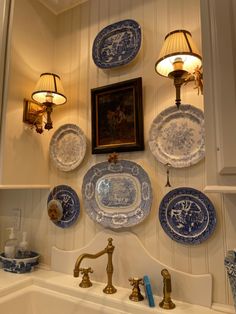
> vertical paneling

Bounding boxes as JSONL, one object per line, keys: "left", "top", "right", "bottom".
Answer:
{"left": 0, "top": 0, "right": 235, "bottom": 308}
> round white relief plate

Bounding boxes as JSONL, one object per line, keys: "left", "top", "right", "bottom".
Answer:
{"left": 148, "top": 104, "right": 205, "bottom": 168}
{"left": 82, "top": 160, "right": 152, "bottom": 229}
{"left": 49, "top": 124, "right": 86, "bottom": 172}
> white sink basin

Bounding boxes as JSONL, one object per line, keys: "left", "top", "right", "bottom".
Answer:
{"left": 0, "top": 285, "right": 128, "bottom": 314}
{"left": 0, "top": 269, "right": 230, "bottom": 314}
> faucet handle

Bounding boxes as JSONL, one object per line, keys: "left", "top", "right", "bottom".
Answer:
{"left": 128, "top": 277, "right": 144, "bottom": 302}
{"left": 78, "top": 267, "right": 93, "bottom": 288}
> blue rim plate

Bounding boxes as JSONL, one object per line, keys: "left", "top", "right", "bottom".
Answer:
{"left": 92, "top": 19, "right": 142, "bottom": 69}
{"left": 47, "top": 185, "right": 80, "bottom": 228}
{"left": 82, "top": 160, "right": 152, "bottom": 229}
{"left": 159, "top": 187, "right": 216, "bottom": 245}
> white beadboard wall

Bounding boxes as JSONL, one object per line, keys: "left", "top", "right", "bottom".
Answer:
{"left": 0, "top": 0, "right": 235, "bottom": 308}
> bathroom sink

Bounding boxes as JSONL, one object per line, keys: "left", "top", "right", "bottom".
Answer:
{"left": 0, "top": 285, "right": 129, "bottom": 314}
{"left": 0, "top": 269, "right": 228, "bottom": 314}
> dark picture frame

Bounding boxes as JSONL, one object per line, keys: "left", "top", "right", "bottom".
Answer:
{"left": 91, "top": 77, "right": 144, "bottom": 154}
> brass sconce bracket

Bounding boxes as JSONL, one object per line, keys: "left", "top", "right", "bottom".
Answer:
{"left": 168, "top": 70, "right": 188, "bottom": 109}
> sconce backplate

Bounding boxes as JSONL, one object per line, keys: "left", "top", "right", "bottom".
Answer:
{"left": 23, "top": 98, "right": 44, "bottom": 129}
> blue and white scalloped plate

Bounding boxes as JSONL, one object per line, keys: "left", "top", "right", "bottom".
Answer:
{"left": 159, "top": 187, "right": 216, "bottom": 245}
{"left": 49, "top": 124, "right": 86, "bottom": 172}
{"left": 47, "top": 185, "right": 80, "bottom": 228}
{"left": 92, "top": 19, "right": 141, "bottom": 68}
{"left": 82, "top": 160, "right": 152, "bottom": 229}
{"left": 149, "top": 104, "right": 205, "bottom": 168}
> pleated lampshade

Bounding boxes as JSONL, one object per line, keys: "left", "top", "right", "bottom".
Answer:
{"left": 31, "top": 73, "right": 67, "bottom": 105}
{"left": 155, "top": 30, "right": 202, "bottom": 77}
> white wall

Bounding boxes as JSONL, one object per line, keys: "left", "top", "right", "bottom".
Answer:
{"left": 0, "top": 0, "right": 235, "bottom": 308}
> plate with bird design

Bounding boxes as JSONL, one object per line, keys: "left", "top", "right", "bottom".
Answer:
{"left": 159, "top": 187, "right": 216, "bottom": 245}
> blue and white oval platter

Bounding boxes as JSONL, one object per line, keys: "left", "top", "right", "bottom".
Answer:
{"left": 92, "top": 19, "right": 142, "bottom": 68}
{"left": 82, "top": 160, "right": 152, "bottom": 229}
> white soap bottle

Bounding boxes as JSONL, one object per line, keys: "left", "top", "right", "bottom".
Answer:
{"left": 4, "top": 227, "right": 17, "bottom": 258}
{"left": 17, "top": 231, "right": 29, "bottom": 258}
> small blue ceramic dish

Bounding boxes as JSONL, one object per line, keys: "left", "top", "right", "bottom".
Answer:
{"left": 0, "top": 251, "right": 40, "bottom": 273}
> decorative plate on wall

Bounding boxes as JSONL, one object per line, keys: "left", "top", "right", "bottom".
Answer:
{"left": 49, "top": 124, "right": 86, "bottom": 172}
{"left": 82, "top": 160, "right": 152, "bottom": 229}
{"left": 148, "top": 104, "right": 205, "bottom": 168}
{"left": 47, "top": 185, "right": 80, "bottom": 228}
{"left": 159, "top": 187, "right": 216, "bottom": 245}
{"left": 224, "top": 251, "right": 236, "bottom": 310}
{"left": 92, "top": 19, "right": 142, "bottom": 68}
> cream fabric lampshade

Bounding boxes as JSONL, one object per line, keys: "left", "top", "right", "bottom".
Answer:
{"left": 31, "top": 73, "right": 67, "bottom": 105}
{"left": 155, "top": 30, "right": 202, "bottom": 77}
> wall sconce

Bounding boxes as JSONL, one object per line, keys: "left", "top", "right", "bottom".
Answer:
{"left": 155, "top": 30, "right": 202, "bottom": 108}
{"left": 23, "top": 73, "right": 67, "bottom": 133}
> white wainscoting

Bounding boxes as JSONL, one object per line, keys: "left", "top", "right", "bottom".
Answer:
{"left": 0, "top": 0, "right": 235, "bottom": 308}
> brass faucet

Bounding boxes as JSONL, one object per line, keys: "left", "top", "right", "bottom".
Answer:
{"left": 159, "top": 269, "right": 175, "bottom": 309}
{"left": 73, "top": 238, "right": 117, "bottom": 294}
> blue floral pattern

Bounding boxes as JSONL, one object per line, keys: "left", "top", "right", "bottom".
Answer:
{"left": 49, "top": 124, "right": 86, "bottom": 172}
{"left": 92, "top": 19, "right": 141, "bottom": 68}
{"left": 82, "top": 160, "right": 152, "bottom": 229}
{"left": 149, "top": 104, "right": 205, "bottom": 168}
{"left": 0, "top": 251, "right": 39, "bottom": 273}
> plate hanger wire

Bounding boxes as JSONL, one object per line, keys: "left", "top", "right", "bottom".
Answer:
{"left": 165, "top": 163, "right": 172, "bottom": 187}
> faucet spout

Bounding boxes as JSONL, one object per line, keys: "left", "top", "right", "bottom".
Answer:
{"left": 73, "top": 238, "right": 117, "bottom": 294}
{"left": 74, "top": 250, "right": 106, "bottom": 277}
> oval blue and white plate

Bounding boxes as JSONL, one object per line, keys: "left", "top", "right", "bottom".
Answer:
{"left": 47, "top": 185, "right": 80, "bottom": 228}
{"left": 149, "top": 104, "right": 205, "bottom": 168}
{"left": 82, "top": 160, "right": 152, "bottom": 229}
{"left": 92, "top": 19, "right": 142, "bottom": 69}
{"left": 159, "top": 187, "right": 216, "bottom": 245}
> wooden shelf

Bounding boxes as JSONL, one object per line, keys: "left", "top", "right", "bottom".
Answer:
{"left": 204, "top": 185, "right": 236, "bottom": 194}
{"left": 0, "top": 185, "right": 51, "bottom": 190}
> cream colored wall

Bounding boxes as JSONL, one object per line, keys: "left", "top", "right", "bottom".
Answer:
{"left": 0, "top": 0, "right": 56, "bottom": 185}
{"left": 0, "top": 0, "right": 235, "bottom": 308}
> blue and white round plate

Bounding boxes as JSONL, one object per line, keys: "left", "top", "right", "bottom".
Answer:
{"left": 159, "top": 187, "right": 216, "bottom": 245}
{"left": 49, "top": 124, "right": 86, "bottom": 172}
{"left": 47, "top": 185, "right": 80, "bottom": 228}
{"left": 149, "top": 104, "right": 205, "bottom": 168}
{"left": 92, "top": 19, "right": 141, "bottom": 69}
{"left": 82, "top": 160, "right": 152, "bottom": 229}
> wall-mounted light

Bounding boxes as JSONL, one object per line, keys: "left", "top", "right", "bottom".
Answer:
{"left": 155, "top": 30, "right": 202, "bottom": 108}
{"left": 23, "top": 73, "right": 67, "bottom": 133}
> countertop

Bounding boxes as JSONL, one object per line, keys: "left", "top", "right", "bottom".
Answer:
{"left": 0, "top": 268, "right": 234, "bottom": 314}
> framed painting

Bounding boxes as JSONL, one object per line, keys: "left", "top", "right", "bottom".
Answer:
{"left": 91, "top": 77, "right": 144, "bottom": 154}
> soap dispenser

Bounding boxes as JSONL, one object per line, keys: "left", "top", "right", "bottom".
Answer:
{"left": 17, "top": 231, "right": 29, "bottom": 258}
{"left": 4, "top": 227, "right": 17, "bottom": 258}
